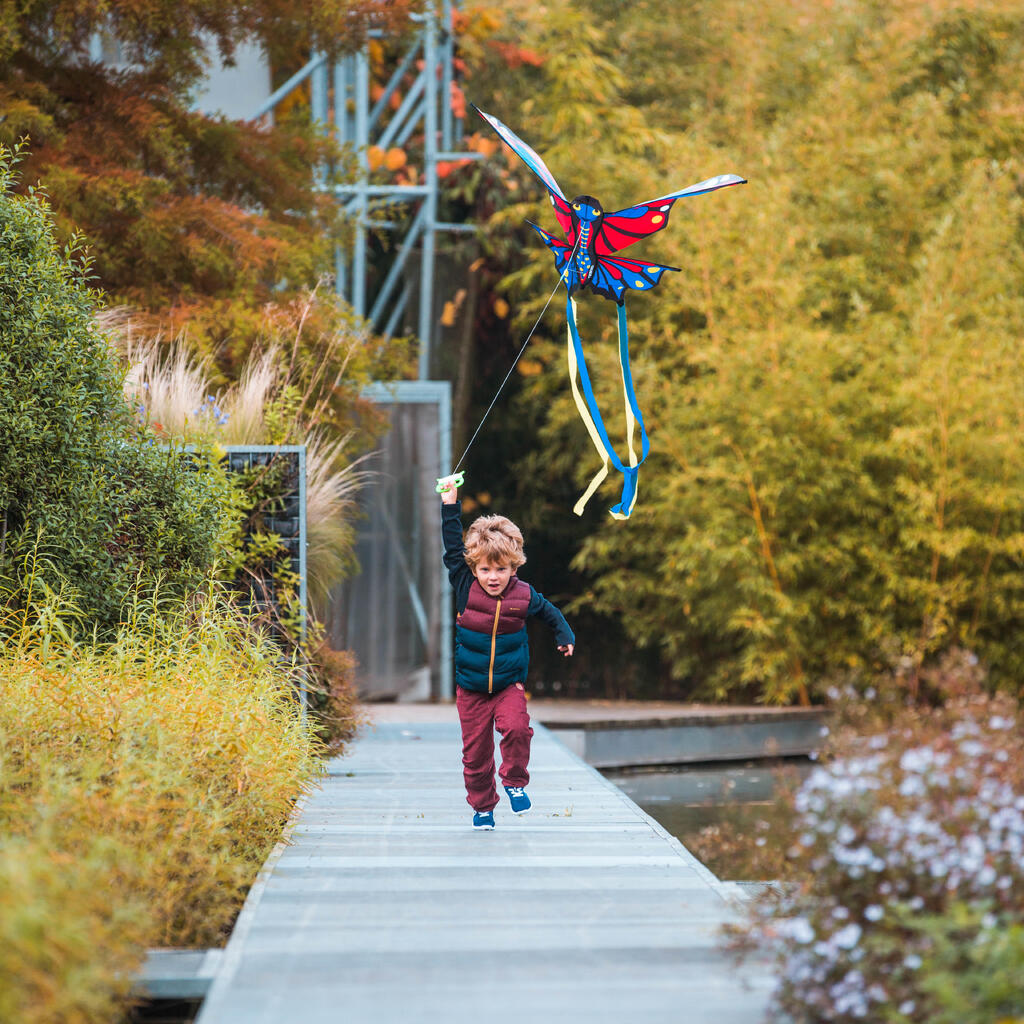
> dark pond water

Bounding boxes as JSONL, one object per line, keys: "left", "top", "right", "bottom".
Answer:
{"left": 127, "top": 999, "right": 201, "bottom": 1024}
{"left": 602, "top": 757, "right": 814, "bottom": 879}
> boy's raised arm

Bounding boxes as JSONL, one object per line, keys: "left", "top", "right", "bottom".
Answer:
{"left": 439, "top": 480, "right": 472, "bottom": 599}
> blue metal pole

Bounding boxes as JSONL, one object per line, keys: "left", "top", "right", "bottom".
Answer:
{"left": 311, "top": 53, "right": 330, "bottom": 195}
{"left": 353, "top": 49, "right": 370, "bottom": 318}
{"left": 368, "top": 42, "right": 421, "bottom": 131}
{"left": 438, "top": 382, "right": 453, "bottom": 699}
{"left": 418, "top": 7, "right": 439, "bottom": 379}
{"left": 251, "top": 55, "right": 327, "bottom": 120}
{"left": 369, "top": 204, "right": 428, "bottom": 328}
{"left": 297, "top": 444, "right": 309, "bottom": 713}
{"left": 441, "top": 0, "right": 454, "bottom": 151}
{"left": 334, "top": 58, "right": 349, "bottom": 300}
{"left": 376, "top": 74, "right": 426, "bottom": 151}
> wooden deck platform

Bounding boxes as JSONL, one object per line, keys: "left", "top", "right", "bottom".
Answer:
{"left": 194, "top": 707, "right": 776, "bottom": 1023}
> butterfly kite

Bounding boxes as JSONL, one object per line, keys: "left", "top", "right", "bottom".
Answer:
{"left": 475, "top": 105, "right": 745, "bottom": 520}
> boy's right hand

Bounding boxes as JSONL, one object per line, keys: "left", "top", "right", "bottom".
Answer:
{"left": 437, "top": 474, "right": 460, "bottom": 504}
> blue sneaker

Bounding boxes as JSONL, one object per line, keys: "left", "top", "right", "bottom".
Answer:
{"left": 504, "top": 786, "right": 531, "bottom": 815}
{"left": 472, "top": 810, "right": 495, "bottom": 830}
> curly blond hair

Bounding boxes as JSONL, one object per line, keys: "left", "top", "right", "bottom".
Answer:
{"left": 463, "top": 514, "right": 526, "bottom": 571}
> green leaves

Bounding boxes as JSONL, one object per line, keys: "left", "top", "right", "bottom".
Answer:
{"left": 467, "top": 0, "right": 1024, "bottom": 701}
{"left": 0, "top": 146, "right": 237, "bottom": 635}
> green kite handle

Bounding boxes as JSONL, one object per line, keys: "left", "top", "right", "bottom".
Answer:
{"left": 435, "top": 471, "right": 465, "bottom": 494}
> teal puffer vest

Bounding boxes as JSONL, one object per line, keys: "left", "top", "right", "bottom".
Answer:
{"left": 454, "top": 578, "right": 531, "bottom": 694}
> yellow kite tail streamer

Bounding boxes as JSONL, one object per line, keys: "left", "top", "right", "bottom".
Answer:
{"left": 566, "top": 298, "right": 610, "bottom": 515}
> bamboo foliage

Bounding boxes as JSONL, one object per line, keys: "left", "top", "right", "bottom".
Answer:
{"left": 468, "top": 0, "right": 1024, "bottom": 700}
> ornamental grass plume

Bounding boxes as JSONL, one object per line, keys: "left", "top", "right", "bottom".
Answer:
{"left": 107, "top": 315, "right": 373, "bottom": 601}
{"left": 733, "top": 651, "right": 1024, "bottom": 1024}
{"left": 0, "top": 585, "right": 322, "bottom": 1024}
{"left": 119, "top": 331, "right": 215, "bottom": 440}
{"left": 304, "top": 428, "right": 374, "bottom": 605}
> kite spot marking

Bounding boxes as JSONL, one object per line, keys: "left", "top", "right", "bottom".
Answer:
{"left": 650, "top": 214, "right": 664, "bottom": 225}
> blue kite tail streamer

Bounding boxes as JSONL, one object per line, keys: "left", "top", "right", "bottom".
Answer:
{"left": 611, "top": 301, "right": 650, "bottom": 519}
{"left": 565, "top": 295, "right": 650, "bottom": 519}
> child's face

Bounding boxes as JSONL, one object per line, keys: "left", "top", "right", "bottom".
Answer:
{"left": 474, "top": 560, "right": 513, "bottom": 597}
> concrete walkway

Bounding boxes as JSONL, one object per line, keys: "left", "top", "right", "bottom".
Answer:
{"left": 195, "top": 706, "right": 776, "bottom": 1024}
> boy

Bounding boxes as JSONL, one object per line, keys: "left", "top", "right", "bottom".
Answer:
{"left": 439, "top": 477, "right": 574, "bottom": 830}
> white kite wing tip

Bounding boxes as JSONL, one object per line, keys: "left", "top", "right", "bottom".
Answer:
{"left": 652, "top": 173, "right": 748, "bottom": 203}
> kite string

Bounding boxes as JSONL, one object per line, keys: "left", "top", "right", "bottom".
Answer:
{"left": 452, "top": 234, "right": 582, "bottom": 475}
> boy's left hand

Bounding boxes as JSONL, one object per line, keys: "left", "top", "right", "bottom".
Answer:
{"left": 558, "top": 644, "right": 574, "bottom": 657}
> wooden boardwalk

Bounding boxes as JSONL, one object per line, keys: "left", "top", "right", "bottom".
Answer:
{"left": 195, "top": 707, "right": 776, "bottom": 1024}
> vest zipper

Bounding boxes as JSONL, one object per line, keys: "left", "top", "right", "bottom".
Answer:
{"left": 488, "top": 598, "right": 502, "bottom": 694}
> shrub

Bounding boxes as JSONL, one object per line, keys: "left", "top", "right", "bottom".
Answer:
{"left": 0, "top": 144, "right": 236, "bottom": 635}
{"left": 111, "top": 323, "right": 373, "bottom": 748}
{"left": 0, "top": 590, "right": 323, "bottom": 1024}
{"left": 736, "top": 665, "right": 1024, "bottom": 1022}
{"left": 112, "top": 316, "right": 377, "bottom": 605}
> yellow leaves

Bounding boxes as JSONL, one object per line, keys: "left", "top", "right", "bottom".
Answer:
{"left": 493, "top": 297, "right": 509, "bottom": 318}
{"left": 367, "top": 146, "right": 407, "bottom": 172}
{"left": 0, "top": 599, "right": 322, "bottom": 972}
{"left": 464, "top": 132, "right": 500, "bottom": 158}
{"left": 441, "top": 287, "right": 469, "bottom": 327}
{"left": 384, "top": 147, "right": 407, "bottom": 172}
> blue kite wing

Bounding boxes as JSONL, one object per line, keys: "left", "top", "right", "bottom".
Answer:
{"left": 588, "top": 255, "right": 680, "bottom": 304}
{"left": 528, "top": 221, "right": 574, "bottom": 282}
{"left": 595, "top": 174, "right": 746, "bottom": 256}
{"left": 474, "top": 105, "right": 568, "bottom": 201}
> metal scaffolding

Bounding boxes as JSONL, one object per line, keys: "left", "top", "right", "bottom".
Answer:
{"left": 249, "top": 6, "right": 467, "bottom": 699}
{"left": 251, "top": 1, "right": 476, "bottom": 379}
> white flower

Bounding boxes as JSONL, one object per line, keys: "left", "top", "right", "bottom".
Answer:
{"left": 864, "top": 904, "right": 884, "bottom": 921}
{"left": 781, "top": 917, "right": 816, "bottom": 944}
{"left": 899, "top": 775, "right": 927, "bottom": 797}
{"left": 899, "top": 1000, "right": 916, "bottom": 1013}
{"left": 837, "top": 823, "right": 857, "bottom": 845}
{"left": 833, "top": 923, "right": 863, "bottom": 949}
{"left": 903, "top": 954, "right": 922, "bottom": 970}
{"left": 900, "top": 747, "right": 935, "bottom": 774}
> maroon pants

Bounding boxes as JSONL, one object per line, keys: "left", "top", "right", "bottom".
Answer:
{"left": 456, "top": 683, "right": 534, "bottom": 812}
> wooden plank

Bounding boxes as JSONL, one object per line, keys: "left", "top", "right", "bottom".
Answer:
{"left": 195, "top": 714, "right": 775, "bottom": 1024}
